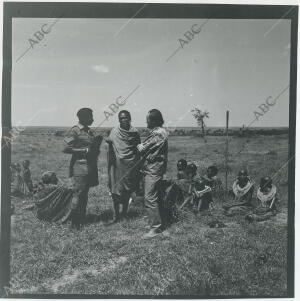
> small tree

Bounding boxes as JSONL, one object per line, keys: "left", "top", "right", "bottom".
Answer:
{"left": 191, "top": 108, "right": 209, "bottom": 142}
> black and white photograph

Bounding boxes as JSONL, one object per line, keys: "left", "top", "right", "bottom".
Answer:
{"left": 0, "top": 1, "right": 297, "bottom": 298}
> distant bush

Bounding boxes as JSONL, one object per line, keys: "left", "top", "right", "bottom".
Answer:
{"left": 163, "top": 128, "right": 288, "bottom": 137}
{"left": 267, "top": 150, "right": 278, "bottom": 156}
{"left": 54, "top": 130, "right": 65, "bottom": 137}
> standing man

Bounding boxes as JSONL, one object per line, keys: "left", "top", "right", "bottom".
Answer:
{"left": 137, "top": 109, "right": 168, "bottom": 239}
{"left": 63, "top": 108, "right": 102, "bottom": 229}
{"left": 106, "top": 110, "right": 141, "bottom": 223}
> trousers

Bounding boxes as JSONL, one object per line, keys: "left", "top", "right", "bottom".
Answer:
{"left": 144, "top": 173, "right": 163, "bottom": 229}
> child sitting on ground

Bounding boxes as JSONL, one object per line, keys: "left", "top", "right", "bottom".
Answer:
{"left": 201, "top": 165, "right": 222, "bottom": 192}
{"left": 223, "top": 169, "right": 254, "bottom": 216}
{"left": 176, "top": 163, "right": 212, "bottom": 212}
{"left": 245, "top": 176, "right": 279, "bottom": 222}
{"left": 177, "top": 159, "right": 187, "bottom": 180}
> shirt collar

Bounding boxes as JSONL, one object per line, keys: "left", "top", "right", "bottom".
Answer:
{"left": 77, "top": 122, "right": 89, "bottom": 130}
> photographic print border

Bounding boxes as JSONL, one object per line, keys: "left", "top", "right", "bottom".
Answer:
{"left": 0, "top": 2, "right": 298, "bottom": 298}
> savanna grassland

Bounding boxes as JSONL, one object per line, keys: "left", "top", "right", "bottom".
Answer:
{"left": 9, "top": 131, "right": 290, "bottom": 296}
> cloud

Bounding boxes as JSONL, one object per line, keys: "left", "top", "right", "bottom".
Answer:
{"left": 92, "top": 64, "right": 110, "bottom": 73}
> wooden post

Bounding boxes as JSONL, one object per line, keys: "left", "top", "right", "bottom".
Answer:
{"left": 225, "top": 111, "right": 229, "bottom": 194}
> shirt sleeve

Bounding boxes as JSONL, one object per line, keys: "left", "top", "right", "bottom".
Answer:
{"left": 63, "top": 127, "right": 79, "bottom": 153}
{"left": 137, "top": 132, "right": 165, "bottom": 153}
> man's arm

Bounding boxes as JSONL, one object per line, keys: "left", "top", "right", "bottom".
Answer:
{"left": 63, "top": 127, "right": 89, "bottom": 154}
{"left": 137, "top": 132, "right": 164, "bottom": 153}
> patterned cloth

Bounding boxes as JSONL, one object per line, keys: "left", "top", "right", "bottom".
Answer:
{"left": 11, "top": 172, "right": 30, "bottom": 197}
{"left": 137, "top": 127, "right": 168, "bottom": 176}
{"left": 34, "top": 184, "right": 73, "bottom": 223}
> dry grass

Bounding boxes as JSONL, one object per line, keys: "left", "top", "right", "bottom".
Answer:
{"left": 9, "top": 132, "right": 289, "bottom": 296}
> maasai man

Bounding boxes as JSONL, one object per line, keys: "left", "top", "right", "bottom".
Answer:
{"left": 63, "top": 108, "right": 103, "bottom": 229}
{"left": 177, "top": 159, "right": 187, "bottom": 180}
{"left": 106, "top": 110, "right": 141, "bottom": 223}
{"left": 137, "top": 109, "right": 168, "bottom": 239}
{"left": 223, "top": 169, "right": 254, "bottom": 216}
{"left": 22, "top": 160, "right": 33, "bottom": 192}
{"left": 245, "top": 176, "right": 279, "bottom": 222}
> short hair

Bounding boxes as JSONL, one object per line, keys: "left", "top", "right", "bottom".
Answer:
{"left": 22, "top": 159, "right": 30, "bottom": 166}
{"left": 42, "top": 171, "right": 57, "bottom": 184}
{"left": 238, "top": 169, "right": 248, "bottom": 177}
{"left": 77, "top": 108, "right": 93, "bottom": 120}
{"left": 186, "top": 163, "right": 197, "bottom": 176}
{"left": 194, "top": 180, "right": 206, "bottom": 191}
{"left": 207, "top": 165, "right": 218, "bottom": 176}
{"left": 11, "top": 163, "right": 21, "bottom": 172}
{"left": 118, "top": 110, "right": 131, "bottom": 120}
{"left": 177, "top": 159, "right": 187, "bottom": 169}
{"left": 260, "top": 176, "right": 272, "bottom": 189}
{"left": 148, "top": 109, "right": 164, "bottom": 127}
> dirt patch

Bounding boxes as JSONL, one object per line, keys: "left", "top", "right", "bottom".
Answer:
{"left": 13, "top": 256, "right": 127, "bottom": 294}
{"left": 49, "top": 256, "right": 127, "bottom": 293}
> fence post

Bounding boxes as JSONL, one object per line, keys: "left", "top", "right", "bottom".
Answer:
{"left": 225, "top": 111, "right": 229, "bottom": 196}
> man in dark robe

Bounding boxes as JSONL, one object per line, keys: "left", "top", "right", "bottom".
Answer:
{"left": 106, "top": 110, "right": 141, "bottom": 223}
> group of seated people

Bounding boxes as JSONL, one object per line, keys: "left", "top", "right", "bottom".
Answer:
{"left": 10, "top": 158, "right": 279, "bottom": 226}
{"left": 223, "top": 169, "right": 279, "bottom": 222}
{"left": 172, "top": 159, "right": 279, "bottom": 223}
{"left": 174, "top": 159, "right": 220, "bottom": 212}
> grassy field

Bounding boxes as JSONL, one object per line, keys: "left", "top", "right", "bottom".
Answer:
{"left": 9, "top": 132, "right": 289, "bottom": 296}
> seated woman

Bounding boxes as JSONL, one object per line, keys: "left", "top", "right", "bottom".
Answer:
{"left": 176, "top": 163, "right": 212, "bottom": 212}
{"left": 31, "top": 171, "right": 73, "bottom": 223}
{"left": 201, "top": 165, "right": 222, "bottom": 192}
{"left": 11, "top": 163, "right": 30, "bottom": 197}
{"left": 223, "top": 169, "right": 254, "bottom": 216}
{"left": 245, "top": 176, "right": 278, "bottom": 222}
{"left": 177, "top": 159, "right": 187, "bottom": 180}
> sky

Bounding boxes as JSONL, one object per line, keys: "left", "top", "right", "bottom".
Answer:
{"left": 12, "top": 17, "right": 291, "bottom": 127}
